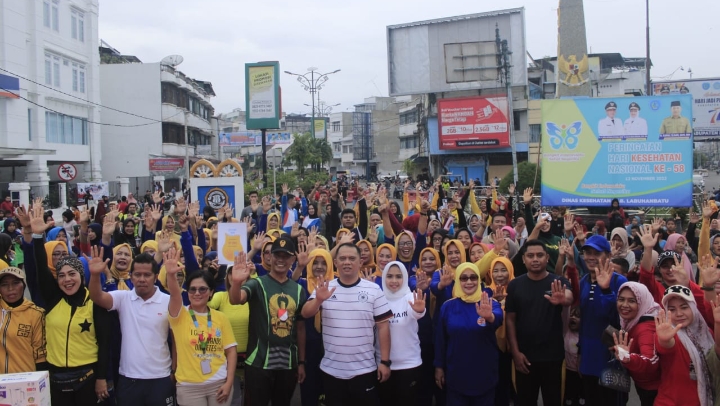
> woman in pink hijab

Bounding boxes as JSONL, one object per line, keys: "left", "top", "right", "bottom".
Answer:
{"left": 126, "top": 192, "right": 138, "bottom": 205}
{"left": 612, "top": 282, "right": 661, "bottom": 406}
{"left": 664, "top": 233, "right": 694, "bottom": 281}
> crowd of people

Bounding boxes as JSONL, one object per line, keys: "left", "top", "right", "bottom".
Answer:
{"left": 3, "top": 178, "right": 720, "bottom": 406}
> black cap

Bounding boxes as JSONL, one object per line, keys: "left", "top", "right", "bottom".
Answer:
{"left": 660, "top": 85, "right": 671, "bottom": 92}
{"left": 671, "top": 101, "right": 681, "bottom": 107}
{"left": 657, "top": 251, "right": 680, "bottom": 267}
{"left": 628, "top": 102, "right": 640, "bottom": 110}
{"left": 605, "top": 101, "right": 617, "bottom": 110}
{"left": 680, "top": 85, "right": 690, "bottom": 93}
{"left": 271, "top": 235, "right": 296, "bottom": 255}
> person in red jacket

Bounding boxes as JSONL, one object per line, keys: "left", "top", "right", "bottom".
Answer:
{"left": 0, "top": 196, "right": 14, "bottom": 218}
{"left": 637, "top": 224, "right": 714, "bottom": 328}
{"left": 612, "top": 282, "right": 661, "bottom": 406}
{"left": 654, "top": 285, "right": 714, "bottom": 406}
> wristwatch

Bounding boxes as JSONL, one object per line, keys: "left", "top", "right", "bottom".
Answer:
{"left": 701, "top": 284, "right": 715, "bottom": 292}
{"left": 380, "top": 360, "right": 392, "bottom": 367}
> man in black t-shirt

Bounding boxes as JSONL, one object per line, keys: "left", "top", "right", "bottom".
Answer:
{"left": 505, "top": 239, "right": 573, "bottom": 406}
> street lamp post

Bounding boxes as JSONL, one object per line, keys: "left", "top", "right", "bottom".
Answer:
{"left": 284, "top": 68, "right": 341, "bottom": 140}
{"left": 645, "top": 0, "right": 651, "bottom": 95}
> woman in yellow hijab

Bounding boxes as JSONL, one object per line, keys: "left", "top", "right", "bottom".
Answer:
{"left": 158, "top": 262, "right": 188, "bottom": 305}
{"left": 434, "top": 262, "right": 503, "bottom": 404}
{"left": 356, "top": 240, "right": 376, "bottom": 276}
{"left": 299, "top": 248, "right": 334, "bottom": 406}
{"left": 44, "top": 241, "right": 69, "bottom": 278}
{"left": 371, "top": 243, "right": 396, "bottom": 286}
{"left": 488, "top": 256, "right": 515, "bottom": 406}
{"left": 106, "top": 243, "right": 134, "bottom": 291}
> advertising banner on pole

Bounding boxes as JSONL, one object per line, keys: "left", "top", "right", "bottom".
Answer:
{"left": 654, "top": 78, "right": 720, "bottom": 138}
{"left": 437, "top": 96, "right": 510, "bottom": 150}
{"left": 219, "top": 131, "right": 291, "bottom": 146}
{"left": 217, "top": 222, "right": 247, "bottom": 265}
{"left": 313, "top": 118, "right": 327, "bottom": 139}
{"left": 541, "top": 95, "right": 693, "bottom": 207}
{"left": 245, "top": 62, "right": 281, "bottom": 130}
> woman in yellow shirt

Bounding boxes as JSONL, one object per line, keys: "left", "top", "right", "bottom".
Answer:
{"left": 165, "top": 248, "right": 238, "bottom": 406}
{"left": 209, "top": 265, "right": 250, "bottom": 406}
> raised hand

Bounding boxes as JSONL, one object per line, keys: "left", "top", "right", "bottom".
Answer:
{"left": 612, "top": 330, "right": 634, "bottom": 364}
{"left": 367, "top": 227, "right": 378, "bottom": 246}
{"left": 178, "top": 215, "right": 190, "bottom": 232}
{"left": 188, "top": 201, "right": 200, "bottom": 217}
{"left": 78, "top": 209, "right": 89, "bottom": 225}
{"left": 282, "top": 183, "right": 289, "bottom": 195}
{"left": 296, "top": 242, "right": 310, "bottom": 270}
{"left": 231, "top": 251, "right": 250, "bottom": 285}
{"left": 102, "top": 215, "right": 116, "bottom": 236}
{"left": 175, "top": 197, "right": 187, "bottom": 215}
{"left": 338, "top": 232, "right": 354, "bottom": 246}
{"left": 688, "top": 210, "right": 700, "bottom": 224}
{"left": 32, "top": 197, "right": 44, "bottom": 212}
{"left": 654, "top": 309, "right": 682, "bottom": 345}
{"left": 252, "top": 232, "right": 266, "bottom": 251}
{"left": 672, "top": 255, "right": 690, "bottom": 288}
{"left": 262, "top": 196, "right": 272, "bottom": 213}
{"left": 409, "top": 289, "right": 426, "bottom": 313}
{"left": 83, "top": 246, "right": 110, "bottom": 276}
{"left": 638, "top": 224, "right": 658, "bottom": 249}
{"left": 544, "top": 279, "right": 567, "bottom": 305}
{"left": 415, "top": 271, "right": 430, "bottom": 291}
{"left": 522, "top": 187, "right": 533, "bottom": 205}
{"left": 492, "top": 231, "right": 508, "bottom": 255}
{"left": 158, "top": 231, "right": 173, "bottom": 253}
{"left": 150, "top": 205, "right": 162, "bottom": 221}
{"left": 152, "top": 191, "right": 162, "bottom": 204}
{"left": 563, "top": 213, "right": 574, "bottom": 232}
{"left": 475, "top": 291, "right": 494, "bottom": 320}
{"left": 703, "top": 201, "right": 714, "bottom": 219}
{"left": 494, "top": 285, "right": 507, "bottom": 302}
{"left": 15, "top": 205, "right": 31, "bottom": 228}
{"left": 507, "top": 183, "right": 516, "bottom": 195}
{"left": 29, "top": 204, "right": 46, "bottom": 235}
{"left": 360, "top": 269, "right": 376, "bottom": 283}
{"left": 314, "top": 276, "right": 336, "bottom": 302}
{"left": 651, "top": 217, "right": 663, "bottom": 233}
{"left": 163, "top": 247, "right": 183, "bottom": 277}
{"left": 700, "top": 254, "right": 720, "bottom": 288}
{"left": 290, "top": 222, "right": 300, "bottom": 238}
{"left": 595, "top": 258, "right": 613, "bottom": 290}
{"left": 438, "top": 265, "right": 454, "bottom": 289}
{"left": 711, "top": 294, "right": 720, "bottom": 324}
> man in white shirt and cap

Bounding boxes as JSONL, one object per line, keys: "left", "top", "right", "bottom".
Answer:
{"left": 623, "top": 102, "right": 648, "bottom": 137}
{"left": 597, "top": 101, "right": 624, "bottom": 138}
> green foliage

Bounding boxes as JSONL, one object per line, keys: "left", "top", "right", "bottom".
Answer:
{"left": 402, "top": 159, "right": 415, "bottom": 176}
{"left": 284, "top": 133, "right": 333, "bottom": 175}
{"left": 498, "top": 161, "right": 541, "bottom": 194}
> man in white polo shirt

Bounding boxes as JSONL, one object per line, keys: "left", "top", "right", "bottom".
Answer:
{"left": 301, "top": 243, "right": 392, "bottom": 406}
{"left": 88, "top": 251, "right": 174, "bottom": 406}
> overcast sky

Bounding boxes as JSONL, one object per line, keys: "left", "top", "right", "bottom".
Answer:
{"left": 98, "top": 0, "right": 718, "bottom": 117}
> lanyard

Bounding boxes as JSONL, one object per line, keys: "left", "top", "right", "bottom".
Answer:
{"left": 189, "top": 308, "right": 213, "bottom": 353}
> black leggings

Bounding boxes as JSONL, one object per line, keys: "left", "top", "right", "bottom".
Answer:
{"left": 379, "top": 366, "right": 421, "bottom": 406}
{"left": 51, "top": 378, "right": 102, "bottom": 406}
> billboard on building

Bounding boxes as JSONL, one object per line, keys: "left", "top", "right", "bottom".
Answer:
{"left": 437, "top": 96, "right": 510, "bottom": 150}
{"left": 654, "top": 78, "right": 720, "bottom": 139}
{"left": 149, "top": 158, "right": 185, "bottom": 178}
{"left": 245, "top": 62, "right": 281, "bottom": 129}
{"left": 313, "top": 118, "right": 327, "bottom": 139}
{"left": 77, "top": 182, "right": 110, "bottom": 203}
{"left": 541, "top": 95, "right": 693, "bottom": 207}
{"left": 0, "top": 73, "right": 19, "bottom": 99}
{"left": 219, "top": 131, "right": 291, "bottom": 146}
{"left": 387, "top": 8, "right": 527, "bottom": 96}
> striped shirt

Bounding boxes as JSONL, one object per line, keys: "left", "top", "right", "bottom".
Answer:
{"left": 310, "top": 278, "right": 392, "bottom": 379}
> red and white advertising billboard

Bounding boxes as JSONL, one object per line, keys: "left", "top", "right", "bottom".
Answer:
{"left": 438, "top": 96, "right": 510, "bottom": 150}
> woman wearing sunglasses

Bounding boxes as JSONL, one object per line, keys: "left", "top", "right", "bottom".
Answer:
{"left": 434, "top": 262, "right": 503, "bottom": 405}
{"left": 166, "top": 248, "right": 238, "bottom": 406}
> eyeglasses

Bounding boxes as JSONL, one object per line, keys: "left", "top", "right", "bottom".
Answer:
{"left": 52, "top": 252, "right": 68, "bottom": 257}
{"left": 188, "top": 287, "right": 209, "bottom": 294}
{"left": 458, "top": 275, "right": 479, "bottom": 282}
{"left": 432, "top": 237, "right": 443, "bottom": 242}
{"left": 263, "top": 251, "right": 272, "bottom": 255}
{"left": 398, "top": 241, "right": 413, "bottom": 247}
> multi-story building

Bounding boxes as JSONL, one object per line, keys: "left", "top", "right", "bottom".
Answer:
{"left": 0, "top": 0, "right": 102, "bottom": 198}
{"left": 327, "top": 111, "right": 352, "bottom": 171}
{"left": 99, "top": 45, "right": 216, "bottom": 192}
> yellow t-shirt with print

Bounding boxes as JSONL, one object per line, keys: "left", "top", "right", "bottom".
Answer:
{"left": 169, "top": 306, "right": 237, "bottom": 384}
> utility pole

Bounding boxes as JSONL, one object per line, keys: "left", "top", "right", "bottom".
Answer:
{"left": 184, "top": 110, "right": 190, "bottom": 181}
{"left": 645, "top": 0, "right": 651, "bottom": 95}
{"left": 496, "top": 25, "right": 519, "bottom": 184}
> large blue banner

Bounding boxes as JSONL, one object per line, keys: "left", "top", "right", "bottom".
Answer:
{"left": 541, "top": 95, "right": 693, "bottom": 207}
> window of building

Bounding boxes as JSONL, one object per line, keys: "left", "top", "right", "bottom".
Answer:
{"left": 72, "top": 64, "right": 78, "bottom": 91}
{"left": 28, "top": 109, "right": 32, "bottom": 140}
{"left": 79, "top": 69, "right": 85, "bottom": 93}
{"left": 51, "top": 0, "right": 59, "bottom": 31}
{"left": 52, "top": 56, "right": 61, "bottom": 87}
{"left": 342, "top": 145, "right": 349, "bottom": 153}
{"left": 399, "top": 109, "right": 417, "bottom": 125}
{"left": 332, "top": 121, "right": 340, "bottom": 132}
{"left": 70, "top": 9, "right": 84, "bottom": 42}
{"left": 45, "top": 112, "right": 88, "bottom": 145}
{"left": 529, "top": 124, "right": 541, "bottom": 143}
{"left": 162, "top": 123, "right": 185, "bottom": 145}
{"left": 333, "top": 142, "right": 341, "bottom": 152}
{"left": 400, "top": 137, "right": 419, "bottom": 149}
{"left": 43, "top": 2, "right": 51, "bottom": 28}
{"left": 513, "top": 111, "right": 521, "bottom": 132}
{"left": 44, "top": 55, "right": 52, "bottom": 85}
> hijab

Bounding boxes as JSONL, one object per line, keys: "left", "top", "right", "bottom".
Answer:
{"left": 356, "top": 240, "right": 376, "bottom": 269}
{"left": 158, "top": 262, "right": 186, "bottom": 292}
{"left": 335, "top": 228, "right": 351, "bottom": 241}
{"left": 0, "top": 234, "right": 12, "bottom": 265}
{"left": 374, "top": 244, "right": 397, "bottom": 277}
{"left": 394, "top": 230, "right": 416, "bottom": 262}
{"left": 140, "top": 240, "right": 158, "bottom": 254}
{"left": 266, "top": 212, "right": 281, "bottom": 230}
{"left": 664, "top": 234, "right": 693, "bottom": 281}
{"left": 488, "top": 257, "right": 515, "bottom": 292}
{"left": 193, "top": 246, "right": 204, "bottom": 263}
{"left": 442, "top": 239, "right": 466, "bottom": 273}
{"left": 662, "top": 287, "right": 714, "bottom": 406}
{"left": 261, "top": 240, "right": 274, "bottom": 270}
{"left": 501, "top": 226, "right": 517, "bottom": 242}
{"left": 618, "top": 282, "right": 660, "bottom": 333}
{"left": 109, "top": 243, "right": 133, "bottom": 290}
{"left": 453, "top": 262, "right": 483, "bottom": 303}
{"left": 88, "top": 223, "right": 102, "bottom": 246}
{"left": 44, "top": 241, "right": 68, "bottom": 278}
{"left": 126, "top": 193, "right": 138, "bottom": 204}
{"left": 306, "top": 249, "right": 335, "bottom": 331}
{"left": 610, "top": 227, "right": 630, "bottom": 259}
{"left": 114, "top": 218, "right": 138, "bottom": 249}
{"left": 2, "top": 219, "right": 19, "bottom": 238}
{"left": 419, "top": 247, "right": 441, "bottom": 272}
{"left": 382, "top": 261, "right": 411, "bottom": 300}
{"left": 54, "top": 256, "right": 88, "bottom": 305}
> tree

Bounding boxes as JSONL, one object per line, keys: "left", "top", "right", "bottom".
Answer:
{"left": 498, "top": 161, "right": 541, "bottom": 194}
{"left": 284, "top": 132, "right": 316, "bottom": 176}
{"left": 311, "top": 138, "right": 333, "bottom": 170}
{"left": 402, "top": 159, "right": 416, "bottom": 176}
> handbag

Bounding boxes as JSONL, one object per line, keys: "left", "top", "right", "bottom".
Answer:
{"left": 598, "top": 359, "right": 631, "bottom": 393}
{"left": 50, "top": 367, "right": 94, "bottom": 392}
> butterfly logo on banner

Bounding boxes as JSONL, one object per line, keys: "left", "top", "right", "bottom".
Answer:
{"left": 546, "top": 122, "right": 582, "bottom": 150}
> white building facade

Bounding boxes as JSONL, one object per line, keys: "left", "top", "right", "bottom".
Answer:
{"left": 0, "top": 0, "right": 102, "bottom": 199}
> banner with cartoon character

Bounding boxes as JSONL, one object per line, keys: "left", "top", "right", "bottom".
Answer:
{"left": 541, "top": 95, "right": 693, "bottom": 207}
{"left": 217, "top": 222, "right": 247, "bottom": 265}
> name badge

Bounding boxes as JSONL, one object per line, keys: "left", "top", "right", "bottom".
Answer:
{"left": 201, "top": 359, "right": 212, "bottom": 375}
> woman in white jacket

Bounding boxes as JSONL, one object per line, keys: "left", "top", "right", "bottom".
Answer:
{"left": 377, "top": 261, "right": 426, "bottom": 405}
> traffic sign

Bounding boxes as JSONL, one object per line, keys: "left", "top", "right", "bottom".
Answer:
{"left": 57, "top": 163, "right": 77, "bottom": 181}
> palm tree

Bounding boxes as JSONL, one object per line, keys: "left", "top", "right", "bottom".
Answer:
{"left": 311, "top": 138, "right": 333, "bottom": 170}
{"left": 285, "top": 132, "right": 315, "bottom": 176}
